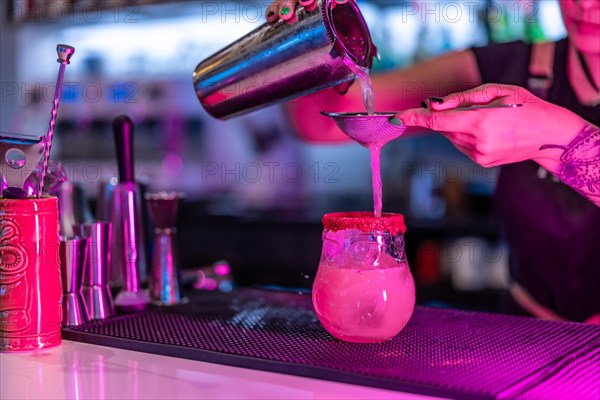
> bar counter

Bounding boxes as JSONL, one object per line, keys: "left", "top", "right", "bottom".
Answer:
{"left": 2, "top": 289, "right": 599, "bottom": 399}
{"left": 0, "top": 341, "right": 433, "bottom": 400}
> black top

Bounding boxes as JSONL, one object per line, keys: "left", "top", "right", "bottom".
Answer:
{"left": 472, "top": 39, "right": 600, "bottom": 322}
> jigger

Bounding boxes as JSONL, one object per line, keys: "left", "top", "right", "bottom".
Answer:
{"left": 60, "top": 238, "right": 90, "bottom": 327}
{"left": 146, "top": 192, "right": 185, "bottom": 305}
{"left": 75, "top": 222, "right": 115, "bottom": 320}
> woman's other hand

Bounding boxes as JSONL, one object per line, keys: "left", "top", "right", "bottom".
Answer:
{"left": 265, "top": 0, "right": 355, "bottom": 94}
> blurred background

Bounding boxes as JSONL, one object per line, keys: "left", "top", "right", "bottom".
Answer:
{"left": 1, "top": 0, "right": 566, "bottom": 310}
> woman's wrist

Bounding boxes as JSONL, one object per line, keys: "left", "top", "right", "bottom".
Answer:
{"left": 536, "top": 120, "right": 600, "bottom": 205}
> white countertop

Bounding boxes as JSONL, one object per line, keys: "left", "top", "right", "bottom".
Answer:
{"left": 1, "top": 340, "right": 442, "bottom": 400}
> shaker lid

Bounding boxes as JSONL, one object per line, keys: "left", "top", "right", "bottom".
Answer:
{"left": 323, "top": 212, "right": 406, "bottom": 235}
{"left": 322, "top": 0, "right": 377, "bottom": 69}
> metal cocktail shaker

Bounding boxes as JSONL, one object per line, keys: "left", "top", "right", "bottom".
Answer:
{"left": 193, "top": 0, "right": 376, "bottom": 119}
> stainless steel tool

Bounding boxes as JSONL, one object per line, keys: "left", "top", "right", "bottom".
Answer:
{"left": 320, "top": 112, "right": 407, "bottom": 145}
{"left": 96, "top": 178, "right": 118, "bottom": 223}
{"left": 110, "top": 115, "right": 151, "bottom": 313}
{"left": 56, "top": 181, "right": 95, "bottom": 239}
{"left": 193, "top": 0, "right": 377, "bottom": 119}
{"left": 25, "top": 160, "right": 69, "bottom": 197}
{"left": 38, "top": 44, "right": 75, "bottom": 198}
{"left": 1, "top": 44, "right": 74, "bottom": 199}
{"left": 146, "top": 192, "right": 185, "bottom": 306}
{"left": 0, "top": 132, "right": 44, "bottom": 199}
{"left": 75, "top": 222, "right": 115, "bottom": 320}
{"left": 321, "top": 104, "right": 523, "bottom": 145}
{"left": 60, "top": 238, "right": 90, "bottom": 327}
{"left": 98, "top": 177, "right": 152, "bottom": 288}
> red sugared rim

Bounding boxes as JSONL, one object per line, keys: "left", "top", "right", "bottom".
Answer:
{"left": 322, "top": 212, "right": 406, "bottom": 235}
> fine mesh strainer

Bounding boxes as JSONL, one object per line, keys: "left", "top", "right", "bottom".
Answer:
{"left": 321, "top": 104, "right": 523, "bottom": 145}
{"left": 320, "top": 111, "right": 406, "bottom": 145}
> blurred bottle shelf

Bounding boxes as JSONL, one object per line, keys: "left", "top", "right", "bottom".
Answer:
{"left": 4, "top": 0, "right": 566, "bottom": 48}
{"left": 4, "top": 0, "right": 245, "bottom": 25}
{"left": 5, "top": 0, "right": 486, "bottom": 26}
{"left": 174, "top": 208, "right": 507, "bottom": 305}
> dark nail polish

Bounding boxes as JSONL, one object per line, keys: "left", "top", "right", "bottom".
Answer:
{"left": 429, "top": 96, "right": 444, "bottom": 104}
{"left": 267, "top": 11, "right": 275, "bottom": 17}
{"left": 421, "top": 101, "right": 428, "bottom": 108}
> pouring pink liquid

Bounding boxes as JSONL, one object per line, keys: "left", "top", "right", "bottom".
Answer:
{"left": 370, "top": 144, "right": 383, "bottom": 218}
{"left": 312, "top": 62, "right": 414, "bottom": 342}
{"left": 312, "top": 212, "right": 416, "bottom": 343}
{"left": 342, "top": 57, "right": 385, "bottom": 218}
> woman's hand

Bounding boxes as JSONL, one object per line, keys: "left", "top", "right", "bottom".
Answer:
{"left": 265, "top": 0, "right": 350, "bottom": 23}
{"left": 396, "top": 84, "right": 583, "bottom": 167}
{"left": 395, "top": 84, "right": 600, "bottom": 206}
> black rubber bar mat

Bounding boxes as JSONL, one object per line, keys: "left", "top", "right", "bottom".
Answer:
{"left": 63, "top": 288, "right": 600, "bottom": 399}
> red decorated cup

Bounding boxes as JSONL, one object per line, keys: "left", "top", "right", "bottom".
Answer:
{"left": 0, "top": 197, "right": 62, "bottom": 351}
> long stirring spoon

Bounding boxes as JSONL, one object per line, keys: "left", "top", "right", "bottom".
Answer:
{"left": 38, "top": 44, "right": 75, "bottom": 198}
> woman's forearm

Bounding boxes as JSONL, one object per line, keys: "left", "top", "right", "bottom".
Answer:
{"left": 538, "top": 123, "right": 600, "bottom": 206}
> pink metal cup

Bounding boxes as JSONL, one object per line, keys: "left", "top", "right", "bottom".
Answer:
{"left": 0, "top": 197, "right": 62, "bottom": 351}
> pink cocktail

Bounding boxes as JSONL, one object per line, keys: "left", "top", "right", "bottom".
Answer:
{"left": 312, "top": 212, "right": 415, "bottom": 343}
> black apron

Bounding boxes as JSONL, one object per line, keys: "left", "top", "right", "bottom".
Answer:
{"left": 472, "top": 39, "right": 600, "bottom": 322}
